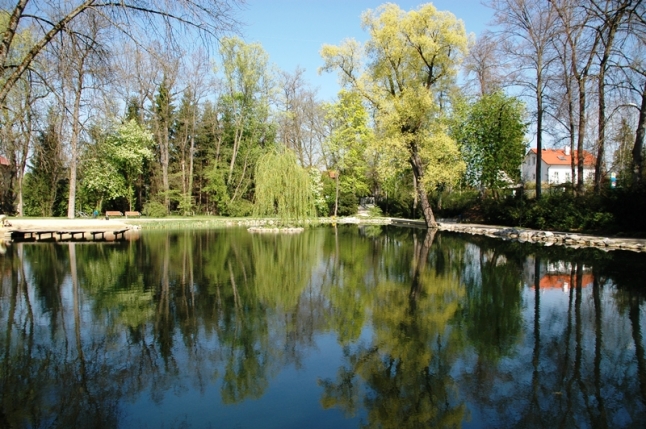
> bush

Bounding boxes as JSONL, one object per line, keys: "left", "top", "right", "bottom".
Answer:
{"left": 479, "top": 191, "right": 617, "bottom": 232}
{"left": 376, "top": 190, "right": 419, "bottom": 219}
{"left": 335, "top": 192, "right": 358, "bottom": 216}
{"left": 225, "top": 199, "right": 254, "bottom": 217}
{"left": 427, "top": 184, "right": 646, "bottom": 234}
{"left": 435, "top": 189, "right": 479, "bottom": 218}
{"left": 368, "top": 205, "right": 383, "bottom": 217}
{"left": 142, "top": 201, "right": 168, "bottom": 217}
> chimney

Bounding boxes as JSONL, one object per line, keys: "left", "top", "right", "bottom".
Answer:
{"left": 564, "top": 146, "right": 571, "bottom": 156}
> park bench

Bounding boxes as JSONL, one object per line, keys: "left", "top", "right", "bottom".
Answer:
{"left": 125, "top": 211, "right": 141, "bottom": 218}
{"left": 105, "top": 211, "right": 123, "bottom": 219}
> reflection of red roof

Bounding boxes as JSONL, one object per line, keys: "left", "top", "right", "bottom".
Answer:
{"left": 536, "top": 274, "right": 594, "bottom": 289}
{"left": 529, "top": 148, "right": 595, "bottom": 166}
{"left": 0, "top": 155, "right": 8, "bottom": 166}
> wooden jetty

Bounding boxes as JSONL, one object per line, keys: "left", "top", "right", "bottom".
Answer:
{"left": 1, "top": 218, "right": 138, "bottom": 243}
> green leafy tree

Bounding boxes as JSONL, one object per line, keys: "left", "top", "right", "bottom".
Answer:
{"left": 323, "top": 90, "right": 373, "bottom": 216}
{"left": 175, "top": 87, "right": 199, "bottom": 215}
{"left": 23, "top": 109, "right": 67, "bottom": 216}
{"left": 453, "top": 91, "right": 527, "bottom": 196}
{"left": 81, "top": 120, "right": 153, "bottom": 210}
{"left": 321, "top": 3, "right": 468, "bottom": 228}
{"left": 205, "top": 37, "right": 275, "bottom": 215}
{"left": 152, "top": 77, "right": 176, "bottom": 212}
{"left": 612, "top": 117, "right": 634, "bottom": 187}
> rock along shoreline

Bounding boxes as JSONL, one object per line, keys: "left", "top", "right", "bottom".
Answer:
{"left": 436, "top": 221, "right": 645, "bottom": 253}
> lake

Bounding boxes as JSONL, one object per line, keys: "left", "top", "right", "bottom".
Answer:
{"left": 1, "top": 225, "right": 645, "bottom": 428}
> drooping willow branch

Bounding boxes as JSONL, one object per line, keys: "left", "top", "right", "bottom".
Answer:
{"left": 253, "top": 148, "right": 316, "bottom": 225}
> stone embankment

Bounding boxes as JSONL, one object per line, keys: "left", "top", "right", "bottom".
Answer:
{"left": 437, "top": 222, "right": 646, "bottom": 253}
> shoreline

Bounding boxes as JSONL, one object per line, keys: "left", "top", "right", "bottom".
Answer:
{"left": 436, "top": 222, "right": 645, "bottom": 252}
{"left": 1, "top": 216, "right": 644, "bottom": 252}
{"left": 338, "top": 216, "right": 646, "bottom": 252}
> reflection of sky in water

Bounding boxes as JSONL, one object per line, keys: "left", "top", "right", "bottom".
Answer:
{"left": 123, "top": 332, "right": 366, "bottom": 429}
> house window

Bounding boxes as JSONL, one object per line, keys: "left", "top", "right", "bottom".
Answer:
{"left": 532, "top": 156, "right": 536, "bottom": 166}
{"left": 532, "top": 173, "right": 535, "bottom": 180}
{"left": 565, "top": 172, "right": 571, "bottom": 182}
{"left": 552, "top": 172, "right": 559, "bottom": 183}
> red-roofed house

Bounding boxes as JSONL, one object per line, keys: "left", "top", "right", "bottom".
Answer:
{"left": 0, "top": 155, "right": 8, "bottom": 166}
{"left": 521, "top": 147, "right": 596, "bottom": 185}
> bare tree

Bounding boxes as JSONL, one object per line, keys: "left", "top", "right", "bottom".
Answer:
{"left": 548, "top": 13, "right": 579, "bottom": 187}
{"left": 175, "top": 49, "right": 214, "bottom": 214}
{"left": 277, "top": 67, "right": 325, "bottom": 168}
{"left": 490, "top": 0, "right": 559, "bottom": 199}
{"left": 627, "top": 6, "right": 646, "bottom": 185}
{"left": 634, "top": 81, "right": 646, "bottom": 184}
{"left": 48, "top": 12, "right": 110, "bottom": 218}
{"left": 0, "top": 0, "right": 243, "bottom": 108}
{"left": 152, "top": 59, "right": 179, "bottom": 212}
{"left": 586, "top": 0, "right": 637, "bottom": 192}
{"left": 109, "top": 42, "right": 163, "bottom": 124}
{"left": 0, "top": 71, "right": 39, "bottom": 215}
{"left": 463, "top": 31, "right": 508, "bottom": 96}
{"left": 550, "top": 0, "right": 603, "bottom": 193}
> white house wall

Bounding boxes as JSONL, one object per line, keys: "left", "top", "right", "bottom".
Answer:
{"left": 521, "top": 152, "right": 595, "bottom": 185}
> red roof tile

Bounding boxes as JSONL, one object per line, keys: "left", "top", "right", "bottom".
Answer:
{"left": 528, "top": 148, "right": 596, "bottom": 166}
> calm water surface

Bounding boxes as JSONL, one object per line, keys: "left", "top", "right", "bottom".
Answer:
{"left": 1, "top": 225, "right": 645, "bottom": 428}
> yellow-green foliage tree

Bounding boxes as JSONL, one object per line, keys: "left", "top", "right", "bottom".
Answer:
{"left": 321, "top": 3, "right": 468, "bottom": 228}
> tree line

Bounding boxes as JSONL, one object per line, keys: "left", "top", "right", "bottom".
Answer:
{"left": 0, "top": 1, "right": 644, "bottom": 230}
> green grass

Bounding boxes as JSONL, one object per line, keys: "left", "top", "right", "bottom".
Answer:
{"left": 124, "top": 216, "right": 269, "bottom": 230}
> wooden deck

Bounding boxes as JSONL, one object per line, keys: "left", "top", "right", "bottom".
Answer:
{"left": 1, "top": 219, "right": 137, "bottom": 243}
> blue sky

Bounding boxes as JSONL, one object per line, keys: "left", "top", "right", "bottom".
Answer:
{"left": 239, "top": 1, "right": 495, "bottom": 101}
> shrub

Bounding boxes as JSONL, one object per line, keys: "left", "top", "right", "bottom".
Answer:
{"left": 225, "top": 199, "right": 254, "bottom": 217}
{"left": 335, "top": 192, "right": 358, "bottom": 216}
{"left": 434, "top": 189, "right": 480, "bottom": 218}
{"left": 368, "top": 205, "right": 383, "bottom": 217}
{"left": 142, "top": 201, "right": 168, "bottom": 217}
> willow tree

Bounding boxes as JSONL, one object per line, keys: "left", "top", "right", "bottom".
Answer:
{"left": 253, "top": 148, "right": 316, "bottom": 224}
{"left": 321, "top": 3, "right": 468, "bottom": 228}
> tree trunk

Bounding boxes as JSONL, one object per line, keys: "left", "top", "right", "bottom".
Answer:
{"left": 412, "top": 173, "right": 418, "bottom": 217}
{"left": 67, "top": 68, "right": 84, "bottom": 219}
{"left": 577, "top": 78, "right": 587, "bottom": 194}
{"left": 334, "top": 172, "right": 339, "bottom": 217}
{"left": 595, "top": 68, "right": 607, "bottom": 193}
{"left": 161, "top": 131, "right": 170, "bottom": 211}
{"left": 409, "top": 149, "right": 437, "bottom": 228}
{"left": 632, "top": 80, "right": 646, "bottom": 187}
{"left": 536, "top": 76, "right": 543, "bottom": 199}
{"left": 16, "top": 99, "right": 32, "bottom": 217}
{"left": 188, "top": 130, "right": 196, "bottom": 214}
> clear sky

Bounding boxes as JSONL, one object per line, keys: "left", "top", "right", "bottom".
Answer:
{"left": 239, "top": 0, "right": 495, "bottom": 101}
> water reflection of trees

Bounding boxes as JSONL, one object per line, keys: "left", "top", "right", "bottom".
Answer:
{"left": 0, "top": 228, "right": 645, "bottom": 427}
{"left": 319, "top": 229, "right": 469, "bottom": 428}
{"left": 455, "top": 243, "right": 646, "bottom": 428}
